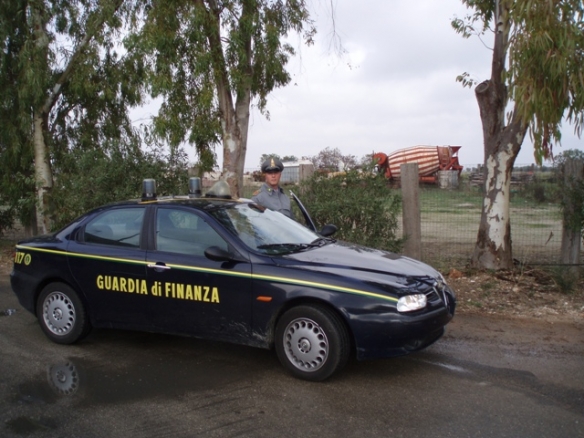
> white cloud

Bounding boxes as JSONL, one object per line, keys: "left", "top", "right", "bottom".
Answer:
{"left": 132, "top": 0, "right": 582, "bottom": 170}
{"left": 249, "top": 1, "right": 464, "bottom": 167}
{"left": 243, "top": 0, "right": 583, "bottom": 170}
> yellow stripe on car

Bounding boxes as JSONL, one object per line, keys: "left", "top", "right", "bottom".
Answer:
{"left": 15, "top": 245, "right": 398, "bottom": 304}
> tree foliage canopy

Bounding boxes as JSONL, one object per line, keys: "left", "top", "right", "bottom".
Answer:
{"left": 128, "top": 0, "right": 316, "bottom": 178}
{"left": 452, "top": 0, "right": 584, "bottom": 163}
{"left": 306, "top": 147, "right": 358, "bottom": 171}
{"left": 0, "top": 0, "right": 186, "bottom": 234}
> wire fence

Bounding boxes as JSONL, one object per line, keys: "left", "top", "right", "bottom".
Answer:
{"left": 2, "top": 167, "right": 579, "bottom": 270}
{"left": 411, "top": 184, "right": 568, "bottom": 269}
{"left": 246, "top": 166, "right": 581, "bottom": 269}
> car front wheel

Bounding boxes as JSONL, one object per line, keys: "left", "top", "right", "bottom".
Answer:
{"left": 37, "top": 283, "right": 91, "bottom": 344}
{"left": 275, "top": 305, "right": 350, "bottom": 381}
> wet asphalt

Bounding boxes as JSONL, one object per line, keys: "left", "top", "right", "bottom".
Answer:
{"left": 1, "top": 277, "right": 583, "bottom": 438}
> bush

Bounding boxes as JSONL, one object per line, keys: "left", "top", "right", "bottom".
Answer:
{"left": 546, "top": 266, "right": 581, "bottom": 294}
{"left": 297, "top": 170, "right": 403, "bottom": 253}
{"left": 530, "top": 183, "right": 547, "bottom": 203}
{"left": 50, "top": 144, "right": 190, "bottom": 230}
{"left": 0, "top": 206, "right": 15, "bottom": 237}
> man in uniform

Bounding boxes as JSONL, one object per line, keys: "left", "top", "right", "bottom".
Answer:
{"left": 252, "top": 157, "right": 294, "bottom": 219}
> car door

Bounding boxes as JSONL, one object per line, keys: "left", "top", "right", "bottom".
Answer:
{"left": 145, "top": 206, "right": 253, "bottom": 342}
{"left": 67, "top": 206, "right": 148, "bottom": 327}
{"left": 289, "top": 191, "right": 318, "bottom": 231}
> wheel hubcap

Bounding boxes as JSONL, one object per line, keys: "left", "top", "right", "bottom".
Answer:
{"left": 43, "top": 292, "right": 75, "bottom": 336}
{"left": 47, "top": 362, "right": 79, "bottom": 395}
{"left": 283, "top": 317, "right": 328, "bottom": 372}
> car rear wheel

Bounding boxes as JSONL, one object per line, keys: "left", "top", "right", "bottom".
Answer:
{"left": 37, "top": 283, "right": 91, "bottom": 344}
{"left": 275, "top": 305, "right": 350, "bottom": 381}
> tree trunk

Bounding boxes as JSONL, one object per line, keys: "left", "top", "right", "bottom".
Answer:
{"left": 471, "top": 2, "right": 528, "bottom": 270}
{"left": 219, "top": 92, "right": 251, "bottom": 198}
{"left": 220, "top": 111, "right": 246, "bottom": 198}
{"left": 33, "top": 111, "right": 53, "bottom": 234}
{"left": 28, "top": 0, "right": 125, "bottom": 234}
{"left": 472, "top": 146, "right": 517, "bottom": 269}
{"left": 200, "top": 0, "right": 251, "bottom": 198}
{"left": 220, "top": 108, "right": 242, "bottom": 197}
{"left": 471, "top": 80, "right": 526, "bottom": 270}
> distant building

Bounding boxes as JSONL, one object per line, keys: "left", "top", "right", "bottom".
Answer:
{"left": 281, "top": 160, "right": 314, "bottom": 184}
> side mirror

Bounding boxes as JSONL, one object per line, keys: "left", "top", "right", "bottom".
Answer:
{"left": 319, "top": 224, "right": 337, "bottom": 237}
{"left": 204, "top": 246, "right": 233, "bottom": 262}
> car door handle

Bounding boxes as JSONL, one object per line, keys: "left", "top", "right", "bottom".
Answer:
{"left": 147, "top": 263, "right": 171, "bottom": 271}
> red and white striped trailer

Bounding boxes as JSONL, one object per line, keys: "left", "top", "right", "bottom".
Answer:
{"left": 373, "top": 145, "right": 463, "bottom": 184}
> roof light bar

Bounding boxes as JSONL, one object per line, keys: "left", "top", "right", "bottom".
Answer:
{"left": 189, "top": 177, "right": 202, "bottom": 198}
{"left": 142, "top": 179, "right": 157, "bottom": 201}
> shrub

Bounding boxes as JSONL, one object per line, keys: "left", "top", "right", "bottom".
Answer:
{"left": 0, "top": 206, "right": 15, "bottom": 237}
{"left": 297, "top": 169, "right": 403, "bottom": 253}
{"left": 50, "top": 144, "right": 189, "bottom": 229}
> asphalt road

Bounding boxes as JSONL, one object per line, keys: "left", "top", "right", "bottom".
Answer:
{"left": 1, "top": 276, "right": 583, "bottom": 438}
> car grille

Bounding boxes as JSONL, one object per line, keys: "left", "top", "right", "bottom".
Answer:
{"left": 425, "top": 280, "right": 450, "bottom": 309}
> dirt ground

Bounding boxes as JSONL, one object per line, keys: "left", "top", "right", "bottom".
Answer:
{"left": 446, "top": 266, "right": 584, "bottom": 324}
{"left": 1, "top": 245, "right": 583, "bottom": 325}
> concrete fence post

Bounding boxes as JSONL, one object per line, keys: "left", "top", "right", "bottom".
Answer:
{"left": 299, "top": 163, "right": 314, "bottom": 182}
{"left": 560, "top": 157, "right": 584, "bottom": 277}
{"left": 401, "top": 163, "right": 422, "bottom": 260}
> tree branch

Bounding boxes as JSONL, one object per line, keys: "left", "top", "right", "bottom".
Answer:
{"left": 42, "top": 0, "right": 125, "bottom": 115}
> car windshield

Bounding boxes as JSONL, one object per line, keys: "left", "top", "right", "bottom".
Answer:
{"left": 209, "top": 203, "right": 326, "bottom": 254}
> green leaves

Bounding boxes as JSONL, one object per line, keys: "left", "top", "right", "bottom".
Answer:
{"left": 1, "top": 0, "right": 319, "bottom": 232}
{"left": 51, "top": 140, "right": 190, "bottom": 229}
{"left": 508, "top": 0, "right": 584, "bottom": 160}
{"left": 1, "top": 0, "right": 149, "bottom": 232}
{"left": 131, "top": 0, "right": 315, "bottom": 165}
{"left": 299, "top": 170, "right": 404, "bottom": 253}
{"left": 454, "top": 0, "right": 584, "bottom": 163}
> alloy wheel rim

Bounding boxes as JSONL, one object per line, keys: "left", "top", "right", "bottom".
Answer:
{"left": 283, "top": 317, "right": 329, "bottom": 372}
{"left": 43, "top": 292, "right": 75, "bottom": 336}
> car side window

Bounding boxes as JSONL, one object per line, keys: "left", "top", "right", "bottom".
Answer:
{"left": 156, "top": 208, "right": 227, "bottom": 256}
{"left": 84, "top": 207, "right": 145, "bottom": 248}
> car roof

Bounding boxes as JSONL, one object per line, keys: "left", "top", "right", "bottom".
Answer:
{"left": 101, "top": 196, "right": 247, "bottom": 211}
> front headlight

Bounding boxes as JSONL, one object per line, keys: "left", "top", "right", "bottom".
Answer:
{"left": 397, "top": 294, "right": 427, "bottom": 312}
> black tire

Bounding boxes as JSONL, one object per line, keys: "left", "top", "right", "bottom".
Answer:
{"left": 36, "top": 282, "right": 91, "bottom": 344}
{"left": 275, "top": 304, "right": 350, "bottom": 381}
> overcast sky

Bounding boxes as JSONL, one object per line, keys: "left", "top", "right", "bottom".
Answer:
{"left": 134, "top": 0, "right": 583, "bottom": 171}
{"left": 241, "top": 0, "right": 583, "bottom": 170}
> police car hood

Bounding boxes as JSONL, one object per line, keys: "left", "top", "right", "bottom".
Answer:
{"left": 284, "top": 241, "right": 440, "bottom": 280}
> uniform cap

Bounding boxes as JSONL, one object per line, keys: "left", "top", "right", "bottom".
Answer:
{"left": 261, "top": 157, "right": 284, "bottom": 173}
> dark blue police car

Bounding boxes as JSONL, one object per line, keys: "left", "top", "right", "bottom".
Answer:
{"left": 11, "top": 179, "right": 455, "bottom": 381}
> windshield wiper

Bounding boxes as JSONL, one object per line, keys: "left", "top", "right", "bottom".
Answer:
{"left": 257, "top": 243, "right": 309, "bottom": 251}
{"left": 257, "top": 238, "right": 334, "bottom": 253}
{"left": 309, "top": 237, "right": 335, "bottom": 247}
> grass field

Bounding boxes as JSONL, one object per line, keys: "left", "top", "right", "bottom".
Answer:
{"left": 1, "top": 178, "right": 578, "bottom": 271}
{"left": 409, "top": 185, "right": 567, "bottom": 268}
{"left": 243, "top": 178, "right": 573, "bottom": 269}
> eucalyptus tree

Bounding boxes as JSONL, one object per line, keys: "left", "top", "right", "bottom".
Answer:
{"left": 452, "top": 0, "right": 584, "bottom": 270}
{"left": 130, "top": 0, "right": 316, "bottom": 197}
{"left": 1, "top": 0, "right": 146, "bottom": 234}
{"left": 0, "top": 0, "right": 37, "bottom": 234}
{"left": 309, "top": 147, "right": 357, "bottom": 171}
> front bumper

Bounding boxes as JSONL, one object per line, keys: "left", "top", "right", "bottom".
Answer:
{"left": 350, "top": 299, "right": 455, "bottom": 361}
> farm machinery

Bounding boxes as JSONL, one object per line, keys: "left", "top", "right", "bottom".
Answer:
{"left": 373, "top": 145, "right": 463, "bottom": 184}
